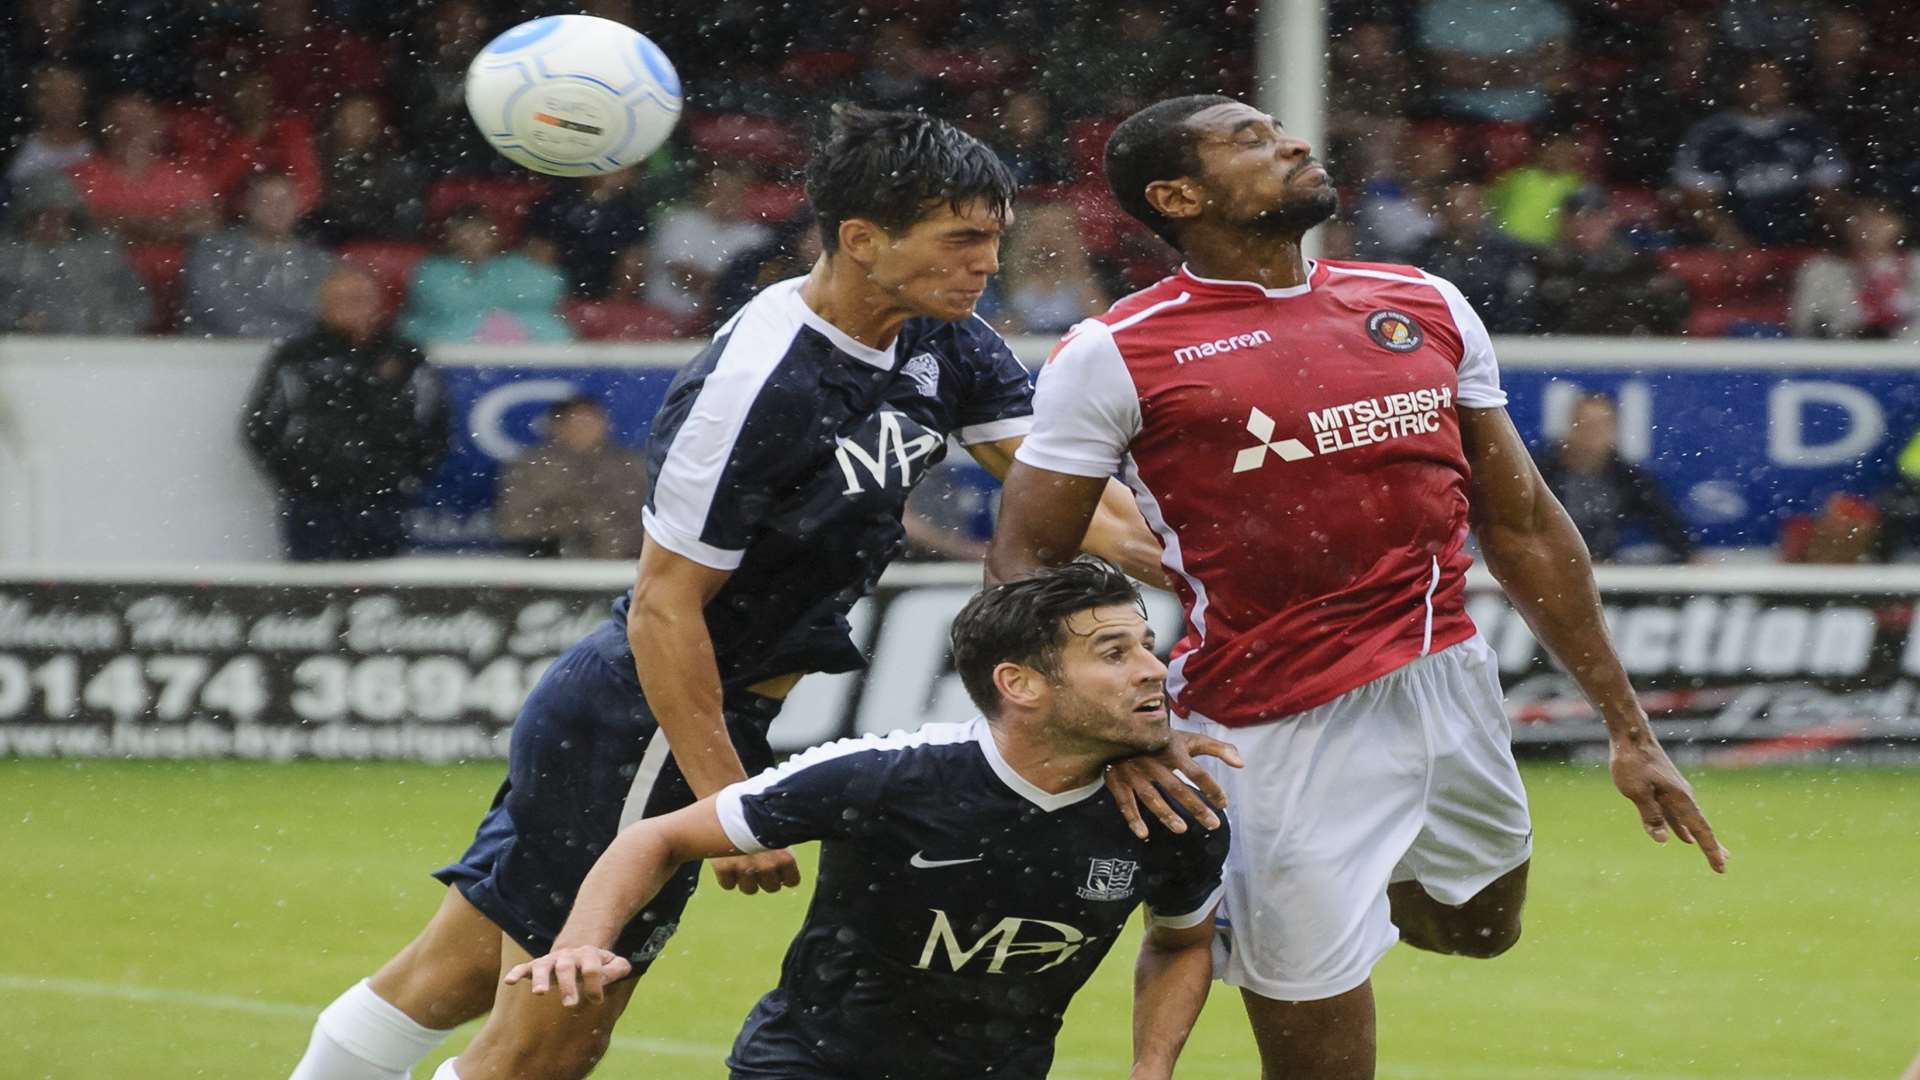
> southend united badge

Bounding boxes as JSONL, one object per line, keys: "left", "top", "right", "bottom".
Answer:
{"left": 1366, "top": 309, "right": 1423, "bottom": 352}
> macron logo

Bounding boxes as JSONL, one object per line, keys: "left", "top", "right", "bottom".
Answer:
{"left": 1174, "top": 329, "right": 1272, "bottom": 365}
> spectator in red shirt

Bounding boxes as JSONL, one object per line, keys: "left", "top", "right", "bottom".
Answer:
{"left": 172, "top": 69, "right": 323, "bottom": 216}
{"left": 68, "top": 91, "right": 217, "bottom": 242}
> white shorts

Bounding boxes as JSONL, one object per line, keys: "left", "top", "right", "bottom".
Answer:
{"left": 1178, "top": 634, "right": 1532, "bottom": 1002}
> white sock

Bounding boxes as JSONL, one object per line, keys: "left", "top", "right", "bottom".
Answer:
{"left": 288, "top": 979, "right": 456, "bottom": 1080}
{"left": 430, "top": 1060, "right": 463, "bottom": 1080}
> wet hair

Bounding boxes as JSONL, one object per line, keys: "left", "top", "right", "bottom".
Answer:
{"left": 1103, "top": 94, "right": 1236, "bottom": 248}
{"left": 950, "top": 558, "right": 1144, "bottom": 718}
{"left": 804, "top": 103, "right": 1016, "bottom": 254}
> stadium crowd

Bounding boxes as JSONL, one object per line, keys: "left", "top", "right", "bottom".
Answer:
{"left": 4, "top": 0, "right": 1920, "bottom": 341}
{"left": 2, "top": 0, "right": 1916, "bottom": 564}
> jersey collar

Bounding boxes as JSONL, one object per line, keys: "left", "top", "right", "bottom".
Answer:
{"left": 1177, "top": 260, "right": 1321, "bottom": 298}
{"left": 973, "top": 717, "right": 1106, "bottom": 812}
{"left": 781, "top": 279, "right": 899, "bottom": 371}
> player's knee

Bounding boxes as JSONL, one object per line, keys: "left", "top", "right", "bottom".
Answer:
{"left": 478, "top": 1027, "right": 612, "bottom": 1080}
{"left": 1452, "top": 916, "right": 1522, "bottom": 959}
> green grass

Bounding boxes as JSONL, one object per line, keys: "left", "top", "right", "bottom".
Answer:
{"left": 1, "top": 760, "right": 1915, "bottom": 1079}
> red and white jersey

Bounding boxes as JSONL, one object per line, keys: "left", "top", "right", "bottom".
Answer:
{"left": 1015, "top": 260, "right": 1507, "bottom": 727}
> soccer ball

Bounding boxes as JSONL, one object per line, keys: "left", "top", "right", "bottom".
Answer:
{"left": 464, "top": 14, "right": 682, "bottom": 177}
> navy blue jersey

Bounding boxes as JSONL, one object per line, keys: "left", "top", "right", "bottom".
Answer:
{"left": 713, "top": 718, "right": 1229, "bottom": 1080}
{"left": 601, "top": 278, "right": 1033, "bottom": 689}
{"left": 1673, "top": 109, "right": 1849, "bottom": 245}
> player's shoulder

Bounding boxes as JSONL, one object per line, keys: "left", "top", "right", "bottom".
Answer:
{"left": 771, "top": 719, "right": 984, "bottom": 784}
{"left": 1321, "top": 259, "right": 1474, "bottom": 322}
{"left": 899, "top": 312, "right": 1017, "bottom": 367}
{"left": 1090, "top": 275, "right": 1196, "bottom": 336}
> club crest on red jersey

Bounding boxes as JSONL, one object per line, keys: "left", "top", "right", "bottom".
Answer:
{"left": 1365, "top": 310, "right": 1423, "bottom": 352}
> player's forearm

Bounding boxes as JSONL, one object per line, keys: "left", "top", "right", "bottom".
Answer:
{"left": 553, "top": 824, "right": 685, "bottom": 950}
{"left": 628, "top": 599, "right": 750, "bottom": 798}
{"left": 1083, "top": 480, "right": 1171, "bottom": 590}
{"left": 1129, "top": 933, "right": 1212, "bottom": 1079}
{"left": 1477, "top": 506, "right": 1653, "bottom": 743}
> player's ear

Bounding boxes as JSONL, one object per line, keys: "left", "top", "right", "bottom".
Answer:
{"left": 1144, "top": 178, "right": 1205, "bottom": 226}
{"left": 991, "top": 660, "right": 1045, "bottom": 712}
{"left": 837, "top": 217, "right": 885, "bottom": 267}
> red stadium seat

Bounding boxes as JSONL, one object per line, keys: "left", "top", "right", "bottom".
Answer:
{"left": 127, "top": 241, "right": 186, "bottom": 333}
{"left": 743, "top": 181, "right": 808, "bottom": 225}
{"left": 1066, "top": 117, "right": 1123, "bottom": 183}
{"left": 688, "top": 113, "right": 807, "bottom": 167}
{"left": 424, "top": 178, "right": 550, "bottom": 246}
{"left": 1480, "top": 122, "right": 1536, "bottom": 175}
{"left": 564, "top": 298, "right": 684, "bottom": 340}
{"left": 1059, "top": 181, "right": 1134, "bottom": 259}
{"left": 777, "top": 50, "right": 863, "bottom": 86}
{"left": 338, "top": 241, "right": 430, "bottom": 318}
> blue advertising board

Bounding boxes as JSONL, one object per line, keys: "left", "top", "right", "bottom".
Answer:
{"left": 414, "top": 343, "right": 1920, "bottom": 552}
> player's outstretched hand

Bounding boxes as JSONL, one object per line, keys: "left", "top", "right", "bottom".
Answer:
{"left": 503, "top": 945, "right": 632, "bottom": 1008}
{"left": 711, "top": 847, "right": 802, "bottom": 895}
{"left": 1610, "top": 736, "right": 1729, "bottom": 873}
{"left": 1104, "top": 730, "right": 1244, "bottom": 839}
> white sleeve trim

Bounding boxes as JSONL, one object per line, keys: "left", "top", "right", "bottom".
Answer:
{"left": 1012, "top": 321, "right": 1142, "bottom": 478}
{"left": 642, "top": 507, "right": 745, "bottom": 571}
{"left": 646, "top": 304, "right": 790, "bottom": 559}
{"left": 1422, "top": 272, "right": 1508, "bottom": 409}
{"left": 713, "top": 785, "right": 769, "bottom": 854}
{"left": 1147, "top": 883, "right": 1224, "bottom": 930}
{"left": 955, "top": 415, "right": 1034, "bottom": 446}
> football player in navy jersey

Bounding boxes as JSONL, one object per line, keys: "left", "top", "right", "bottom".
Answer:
{"left": 287, "top": 107, "right": 1233, "bottom": 1080}
{"left": 502, "top": 559, "right": 1229, "bottom": 1080}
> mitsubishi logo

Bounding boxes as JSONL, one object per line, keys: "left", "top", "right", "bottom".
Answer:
{"left": 1233, "top": 407, "right": 1314, "bottom": 472}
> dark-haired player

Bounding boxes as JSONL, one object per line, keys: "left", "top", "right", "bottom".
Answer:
{"left": 989, "top": 95, "right": 1728, "bottom": 1079}
{"left": 501, "top": 559, "right": 1229, "bottom": 1080}
{"left": 287, "top": 106, "right": 1218, "bottom": 1080}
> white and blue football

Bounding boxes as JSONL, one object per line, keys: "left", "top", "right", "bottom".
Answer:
{"left": 464, "top": 14, "right": 682, "bottom": 177}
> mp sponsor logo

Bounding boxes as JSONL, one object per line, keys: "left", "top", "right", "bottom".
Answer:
{"left": 914, "top": 909, "right": 1089, "bottom": 975}
{"left": 1173, "top": 329, "right": 1272, "bottom": 365}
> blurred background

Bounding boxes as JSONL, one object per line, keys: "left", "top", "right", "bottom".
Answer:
{"left": 0, "top": 2, "right": 1916, "bottom": 1078}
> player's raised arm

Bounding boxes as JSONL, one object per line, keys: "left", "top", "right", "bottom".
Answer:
{"left": 972, "top": 437, "right": 1168, "bottom": 588}
{"left": 505, "top": 797, "right": 761, "bottom": 1007}
{"left": 1459, "top": 404, "right": 1727, "bottom": 873}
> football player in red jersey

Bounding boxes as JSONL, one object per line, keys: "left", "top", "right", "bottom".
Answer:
{"left": 988, "top": 95, "right": 1726, "bottom": 1080}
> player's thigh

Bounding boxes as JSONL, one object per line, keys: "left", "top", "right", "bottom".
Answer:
{"left": 1182, "top": 703, "right": 1428, "bottom": 1002}
{"left": 1394, "top": 636, "right": 1533, "bottom": 909}
{"left": 369, "top": 885, "right": 510, "bottom": 1029}
{"left": 457, "top": 936, "right": 640, "bottom": 1080}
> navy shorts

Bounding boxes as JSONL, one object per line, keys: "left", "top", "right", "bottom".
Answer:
{"left": 434, "top": 620, "right": 783, "bottom": 971}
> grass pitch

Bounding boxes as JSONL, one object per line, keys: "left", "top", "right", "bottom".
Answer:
{"left": 2, "top": 760, "right": 1915, "bottom": 1079}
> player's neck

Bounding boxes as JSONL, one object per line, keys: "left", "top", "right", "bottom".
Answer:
{"left": 1180, "top": 231, "right": 1312, "bottom": 290}
{"left": 988, "top": 721, "right": 1107, "bottom": 794}
{"left": 800, "top": 257, "right": 912, "bottom": 351}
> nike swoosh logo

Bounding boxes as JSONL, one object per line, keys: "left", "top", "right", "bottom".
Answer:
{"left": 909, "top": 851, "right": 984, "bottom": 869}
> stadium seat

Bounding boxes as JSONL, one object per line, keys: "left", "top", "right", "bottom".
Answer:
{"left": 338, "top": 241, "right": 430, "bottom": 318}
{"left": 1059, "top": 181, "right": 1134, "bottom": 259}
{"left": 564, "top": 298, "right": 683, "bottom": 340}
{"left": 743, "top": 181, "right": 808, "bottom": 225}
{"left": 424, "top": 178, "right": 550, "bottom": 246}
{"left": 776, "top": 50, "right": 863, "bottom": 86}
{"left": 688, "top": 113, "right": 807, "bottom": 167}
{"left": 1066, "top": 117, "right": 1123, "bottom": 182}
{"left": 127, "top": 241, "right": 186, "bottom": 333}
{"left": 1480, "top": 122, "right": 1537, "bottom": 175}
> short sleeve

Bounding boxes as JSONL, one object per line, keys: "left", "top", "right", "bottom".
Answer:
{"left": 950, "top": 316, "right": 1036, "bottom": 445}
{"left": 1424, "top": 273, "right": 1507, "bottom": 409}
{"left": 713, "top": 740, "right": 883, "bottom": 853}
{"left": 1011, "top": 320, "right": 1143, "bottom": 478}
{"left": 1142, "top": 808, "right": 1230, "bottom": 930}
{"left": 644, "top": 342, "right": 806, "bottom": 570}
